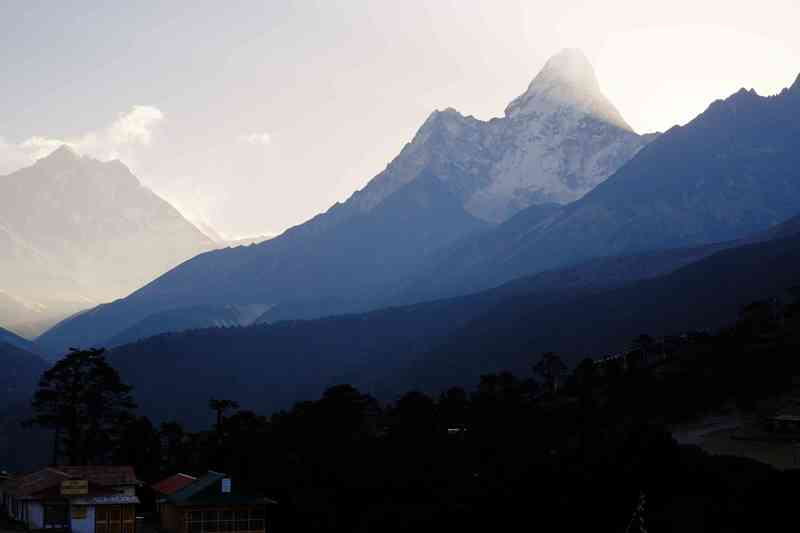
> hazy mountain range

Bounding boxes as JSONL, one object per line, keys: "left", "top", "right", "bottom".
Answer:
{"left": 4, "top": 48, "right": 800, "bottom": 431}
{"left": 37, "top": 49, "right": 657, "bottom": 356}
{"left": 0, "top": 146, "right": 217, "bottom": 335}
{"left": 105, "top": 217, "right": 800, "bottom": 425}
{"left": 39, "top": 59, "right": 800, "bottom": 359}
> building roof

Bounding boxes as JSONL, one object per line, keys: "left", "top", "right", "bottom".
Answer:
{"left": 152, "top": 473, "right": 197, "bottom": 496}
{"left": 2, "top": 468, "right": 70, "bottom": 498}
{"left": 57, "top": 466, "right": 140, "bottom": 487}
{"left": 165, "top": 471, "right": 276, "bottom": 507}
{"left": 166, "top": 471, "right": 226, "bottom": 504}
{"left": 3, "top": 466, "right": 139, "bottom": 499}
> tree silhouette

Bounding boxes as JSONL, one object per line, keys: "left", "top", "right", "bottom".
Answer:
{"left": 160, "top": 421, "right": 187, "bottom": 472}
{"left": 631, "top": 334, "right": 656, "bottom": 360}
{"left": 28, "top": 348, "right": 136, "bottom": 465}
{"left": 209, "top": 398, "right": 240, "bottom": 435}
{"left": 532, "top": 352, "right": 568, "bottom": 394}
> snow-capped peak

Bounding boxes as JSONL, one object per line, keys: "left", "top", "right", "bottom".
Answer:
{"left": 504, "top": 48, "right": 632, "bottom": 132}
{"left": 39, "top": 144, "right": 81, "bottom": 164}
{"left": 343, "top": 47, "right": 651, "bottom": 223}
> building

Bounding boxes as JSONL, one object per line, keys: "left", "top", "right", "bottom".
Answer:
{"left": 0, "top": 466, "right": 140, "bottom": 533}
{"left": 154, "top": 471, "right": 276, "bottom": 533}
{"left": 151, "top": 474, "right": 197, "bottom": 513}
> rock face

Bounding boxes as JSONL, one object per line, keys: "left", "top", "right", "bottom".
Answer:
{"left": 0, "top": 146, "right": 215, "bottom": 308}
{"left": 403, "top": 72, "right": 800, "bottom": 301}
{"left": 348, "top": 48, "right": 651, "bottom": 223}
{"left": 37, "top": 50, "right": 651, "bottom": 355}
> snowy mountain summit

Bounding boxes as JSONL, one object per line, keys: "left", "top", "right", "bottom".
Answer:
{"left": 504, "top": 48, "right": 631, "bottom": 130}
{"left": 349, "top": 48, "right": 653, "bottom": 222}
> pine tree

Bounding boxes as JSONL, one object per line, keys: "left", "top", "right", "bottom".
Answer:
{"left": 28, "top": 348, "right": 136, "bottom": 465}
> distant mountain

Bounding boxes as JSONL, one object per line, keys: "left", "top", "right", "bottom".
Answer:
{"left": 39, "top": 50, "right": 650, "bottom": 355}
{"left": 0, "top": 146, "right": 215, "bottom": 309}
{"left": 194, "top": 221, "right": 273, "bottom": 249}
{"left": 0, "top": 342, "right": 49, "bottom": 472}
{"left": 401, "top": 72, "right": 800, "bottom": 301}
{"left": 106, "top": 304, "right": 273, "bottom": 347}
{"left": 0, "top": 342, "right": 47, "bottom": 407}
{"left": 350, "top": 49, "right": 650, "bottom": 223}
{"left": 225, "top": 235, "right": 274, "bottom": 247}
{"left": 0, "top": 325, "right": 40, "bottom": 354}
{"left": 0, "top": 290, "right": 91, "bottom": 339}
{"left": 104, "top": 208, "right": 800, "bottom": 424}
{"left": 104, "top": 222, "right": 800, "bottom": 426}
{"left": 403, "top": 229, "right": 800, "bottom": 393}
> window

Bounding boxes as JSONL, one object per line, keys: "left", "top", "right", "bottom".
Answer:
{"left": 97, "top": 506, "right": 108, "bottom": 533}
{"left": 235, "top": 510, "right": 248, "bottom": 532}
{"left": 97, "top": 505, "right": 135, "bottom": 533}
{"left": 186, "top": 512, "right": 201, "bottom": 533}
{"left": 185, "top": 508, "right": 264, "bottom": 533}
{"left": 203, "top": 511, "right": 218, "bottom": 532}
{"left": 43, "top": 504, "right": 69, "bottom": 528}
{"left": 220, "top": 511, "right": 234, "bottom": 532}
{"left": 250, "top": 508, "right": 265, "bottom": 531}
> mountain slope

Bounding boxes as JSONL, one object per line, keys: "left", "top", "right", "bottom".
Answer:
{"left": 0, "top": 325, "right": 40, "bottom": 353}
{"left": 101, "top": 214, "right": 800, "bottom": 426}
{"left": 0, "top": 342, "right": 48, "bottom": 406}
{"left": 0, "top": 146, "right": 215, "bottom": 306}
{"left": 407, "top": 73, "right": 800, "bottom": 300}
{"left": 39, "top": 173, "right": 490, "bottom": 354}
{"left": 38, "top": 50, "right": 649, "bottom": 355}
{"left": 404, "top": 230, "right": 800, "bottom": 392}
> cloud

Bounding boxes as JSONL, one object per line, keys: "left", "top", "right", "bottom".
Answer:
{"left": 238, "top": 132, "right": 272, "bottom": 145}
{"left": 107, "top": 106, "right": 164, "bottom": 146}
{"left": 0, "top": 105, "right": 165, "bottom": 174}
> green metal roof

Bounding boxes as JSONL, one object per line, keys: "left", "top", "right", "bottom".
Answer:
{"left": 164, "top": 471, "right": 277, "bottom": 507}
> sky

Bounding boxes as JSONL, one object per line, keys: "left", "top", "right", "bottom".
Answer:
{"left": 1, "top": 0, "right": 799, "bottom": 238}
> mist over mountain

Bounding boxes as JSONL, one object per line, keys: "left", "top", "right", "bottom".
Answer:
{"left": 0, "top": 146, "right": 215, "bottom": 335}
{"left": 37, "top": 50, "right": 652, "bottom": 355}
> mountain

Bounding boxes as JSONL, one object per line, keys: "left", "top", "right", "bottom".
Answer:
{"left": 400, "top": 72, "right": 800, "bottom": 302}
{"left": 351, "top": 49, "right": 649, "bottom": 223}
{"left": 0, "top": 324, "right": 40, "bottom": 353}
{"left": 194, "top": 221, "right": 273, "bottom": 249}
{"left": 106, "top": 303, "right": 273, "bottom": 347}
{"left": 0, "top": 342, "right": 49, "bottom": 472}
{"left": 103, "top": 221, "right": 800, "bottom": 426}
{"left": 0, "top": 341, "right": 47, "bottom": 406}
{"left": 38, "top": 50, "right": 650, "bottom": 355}
{"left": 0, "top": 146, "right": 215, "bottom": 309}
{"left": 0, "top": 290, "right": 91, "bottom": 339}
{"left": 404, "top": 228, "right": 800, "bottom": 392}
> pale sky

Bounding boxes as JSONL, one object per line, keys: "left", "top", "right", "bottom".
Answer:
{"left": 1, "top": 0, "right": 798, "bottom": 238}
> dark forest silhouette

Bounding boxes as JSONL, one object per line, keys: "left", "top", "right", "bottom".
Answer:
{"left": 20, "top": 294, "right": 800, "bottom": 532}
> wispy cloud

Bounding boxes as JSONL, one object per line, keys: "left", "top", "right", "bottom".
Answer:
{"left": 238, "top": 132, "right": 272, "bottom": 146}
{"left": 0, "top": 105, "right": 164, "bottom": 174}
